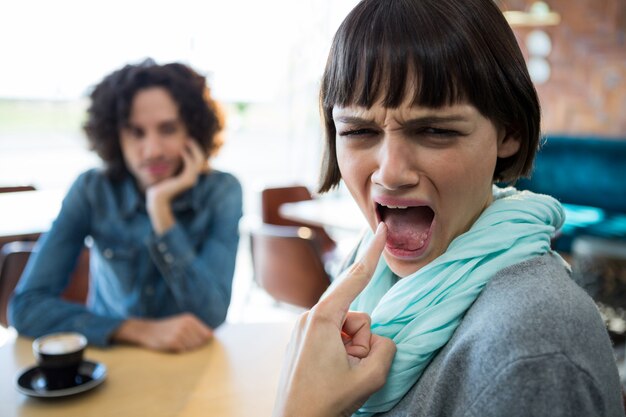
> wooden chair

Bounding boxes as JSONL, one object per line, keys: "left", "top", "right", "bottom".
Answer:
{"left": 0, "top": 185, "right": 36, "bottom": 193}
{"left": 249, "top": 224, "right": 330, "bottom": 309}
{"left": 261, "top": 186, "right": 337, "bottom": 255}
{"left": 0, "top": 241, "right": 89, "bottom": 328}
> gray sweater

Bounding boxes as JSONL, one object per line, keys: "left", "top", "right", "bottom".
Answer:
{"left": 379, "top": 253, "right": 625, "bottom": 417}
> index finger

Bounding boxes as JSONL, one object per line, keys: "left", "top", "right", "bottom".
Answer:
{"left": 185, "top": 138, "right": 206, "bottom": 158}
{"left": 185, "top": 139, "right": 209, "bottom": 170}
{"left": 318, "top": 222, "right": 387, "bottom": 314}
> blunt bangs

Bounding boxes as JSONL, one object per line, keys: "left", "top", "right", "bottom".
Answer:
{"left": 323, "top": 0, "right": 469, "bottom": 111}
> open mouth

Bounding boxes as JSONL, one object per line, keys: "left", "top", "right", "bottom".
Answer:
{"left": 376, "top": 203, "right": 435, "bottom": 253}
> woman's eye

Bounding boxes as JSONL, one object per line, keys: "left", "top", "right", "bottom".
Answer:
{"left": 338, "top": 128, "right": 376, "bottom": 137}
{"left": 420, "top": 127, "right": 459, "bottom": 136}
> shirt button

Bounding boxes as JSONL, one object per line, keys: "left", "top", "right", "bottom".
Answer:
{"left": 103, "top": 248, "right": 113, "bottom": 259}
{"left": 158, "top": 243, "right": 167, "bottom": 252}
{"left": 164, "top": 253, "right": 174, "bottom": 264}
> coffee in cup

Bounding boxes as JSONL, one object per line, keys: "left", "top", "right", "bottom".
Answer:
{"left": 32, "top": 332, "right": 87, "bottom": 390}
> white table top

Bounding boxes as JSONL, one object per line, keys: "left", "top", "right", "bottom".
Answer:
{"left": 0, "top": 189, "right": 64, "bottom": 239}
{"left": 279, "top": 197, "right": 367, "bottom": 233}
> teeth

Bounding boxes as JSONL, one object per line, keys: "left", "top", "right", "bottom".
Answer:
{"left": 381, "top": 204, "right": 408, "bottom": 209}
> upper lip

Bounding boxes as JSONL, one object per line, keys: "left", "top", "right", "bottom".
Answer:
{"left": 374, "top": 196, "right": 431, "bottom": 208}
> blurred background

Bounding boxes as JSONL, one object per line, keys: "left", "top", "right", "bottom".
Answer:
{"left": 0, "top": 0, "right": 624, "bottom": 322}
{"left": 1, "top": 0, "right": 624, "bottom": 205}
{"left": 0, "top": 0, "right": 362, "bottom": 210}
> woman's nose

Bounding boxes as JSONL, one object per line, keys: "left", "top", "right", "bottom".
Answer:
{"left": 371, "top": 137, "right": 419, "bottom": 190}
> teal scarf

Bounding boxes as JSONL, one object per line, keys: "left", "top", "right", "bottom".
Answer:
{"left": 349, "top": 187, "right": 564, "bottom": 416}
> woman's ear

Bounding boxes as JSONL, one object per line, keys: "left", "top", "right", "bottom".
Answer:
{"left": 497, "top": 128, "right": 521, "bottom": 158}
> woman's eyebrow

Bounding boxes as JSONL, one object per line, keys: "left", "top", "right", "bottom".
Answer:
{"left": 334, "top": 113, "right": 471, "bottom": 126}
{"left": 402, "top": 115, "right": 469, "bottom": 126}
{"left": 334, "top": 115, "right": 375, "bottom": 124}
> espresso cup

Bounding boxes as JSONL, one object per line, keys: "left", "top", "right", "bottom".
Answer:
{"left": 32, "top": 332, "right": 87, "bottom": 390}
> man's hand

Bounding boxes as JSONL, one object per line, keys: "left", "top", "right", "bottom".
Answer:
{"left": 273, "top": 223, "right": 396, "bottom": 417}
{"left": 112, "top": 313, "right": 213, "bottom": 353}
{"left": 146, "top": 139, "right": 208, "bottom": 235}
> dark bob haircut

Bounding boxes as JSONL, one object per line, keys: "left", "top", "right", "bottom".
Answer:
{"left": 318, "top": 0, "right": 540, "bottom": 192}
{"left": 83, "top": 59, "right": 224, "bottom": 180}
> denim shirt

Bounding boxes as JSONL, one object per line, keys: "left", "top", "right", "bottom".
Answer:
{"left": 9, "top": 168, "right": 243, "bottom": 346}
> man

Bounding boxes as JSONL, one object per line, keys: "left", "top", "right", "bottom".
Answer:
{"left": 10, "top": 60, "right": 242, "bottom": 352}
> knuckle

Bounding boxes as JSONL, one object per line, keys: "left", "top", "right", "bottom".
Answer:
{"left": 347, "top": 311, "right": 371, "bottom": 327}
{"left": 383, "top": 337, "right": 397, "bottom": 354}
{"left": 354, "top": 311, "right": 371, "bottom": 324}
{"left": 307, "top": 307, "right": 335, "bottom": 329}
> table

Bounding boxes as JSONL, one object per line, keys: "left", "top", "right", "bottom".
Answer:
{"left": 0, "top": 322, "right": 293, "bottom": 417}
{"left": 279, "top": 197, "right": 366, "bottom": 233}
{"left": 0, "top": 189, "right": 65, "bottom": 244}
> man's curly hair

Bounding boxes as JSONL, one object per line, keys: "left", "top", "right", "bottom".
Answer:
{"left": 83, "top": 59, "right": 224, "bottom": 180}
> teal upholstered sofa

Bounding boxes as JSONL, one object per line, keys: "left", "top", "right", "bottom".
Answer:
{"left": 513, "top": 135, "right": 626, "bottom": 253}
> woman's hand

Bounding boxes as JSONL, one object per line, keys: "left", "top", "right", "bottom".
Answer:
{"left": 274, "top": 223, "right": 396, "bottom": 417}
{"left": 146, "top": 139, "right": 208, "bottom": 234}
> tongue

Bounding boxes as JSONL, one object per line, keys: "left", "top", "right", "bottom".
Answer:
{"left": 383, "top": 207, "right": 433, "bottom": 251}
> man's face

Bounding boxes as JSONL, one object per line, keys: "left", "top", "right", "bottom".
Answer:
{"left": 119, "top": 87, "right": 189, "bottom": 191}
{"left": 333, "top": 97, "right": 520, "bottom": 278}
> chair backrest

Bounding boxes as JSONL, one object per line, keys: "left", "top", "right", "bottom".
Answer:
{"left": 262, "top": 186, "right": 314, "bottom": 226}
{"left": 0, "top": 241, "right": 90, "bottom": 328}
{"left": 0, "top": 241, "right": 34, "bottom": 327}
{"left": 0, "top": 185, "right": 36, "bottom": 194}
{"left": 250, "top": 224, "right": 330, "bottom": 309}
{"left": 515, "top": 136, "right": 626, "bottom": 212}
{"left": 261, "top": 186, "right": 337, "bottom": 255}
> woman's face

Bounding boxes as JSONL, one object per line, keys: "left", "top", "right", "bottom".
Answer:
{"left": 333, "top": 97, "right": 520, "bottom": 277}
{"left": 120, "top": 87, "right": 189, "bottom": 191}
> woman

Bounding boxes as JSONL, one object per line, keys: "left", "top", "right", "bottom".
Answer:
{"left": 10, "top": 60, "right": 242, "bottom": 352}
{"left": 274, "top": 0, "right": 624, "bottom": 416}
